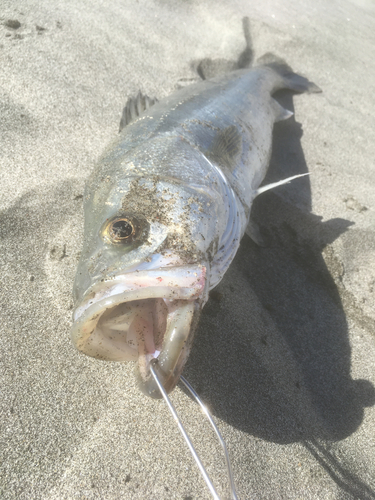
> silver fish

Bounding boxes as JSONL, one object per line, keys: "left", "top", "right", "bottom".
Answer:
{"left": 71, "top": 27, "right": 320, "bottom": 398}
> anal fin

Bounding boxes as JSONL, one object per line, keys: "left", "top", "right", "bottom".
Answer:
{"left": 119, "top": 91, "right": 158, "bottom": 132}
{"left": 246, "top": 220, "right": 265, "bottom": 246}
{"left": 271, "top": 98, "right": 294, "bottom": 122}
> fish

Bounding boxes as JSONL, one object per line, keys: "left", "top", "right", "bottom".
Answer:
{"left": 71, "top": 18, "right": 321, "bottom": 398}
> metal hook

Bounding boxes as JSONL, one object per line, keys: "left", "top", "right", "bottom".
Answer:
{"left": 150, "top": 361, "right": 238, "bottom": 500}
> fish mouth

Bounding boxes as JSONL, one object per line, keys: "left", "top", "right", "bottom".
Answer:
{"left": 71, "top": 265, "right": 207, "bottom": 398}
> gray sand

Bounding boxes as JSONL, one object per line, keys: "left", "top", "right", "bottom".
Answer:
{"left": 1, "top": 1, "right": 375, "bottom": 498}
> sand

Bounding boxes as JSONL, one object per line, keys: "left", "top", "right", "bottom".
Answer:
{"left": 1, "top": 0, "right": 375, "bottom": 498}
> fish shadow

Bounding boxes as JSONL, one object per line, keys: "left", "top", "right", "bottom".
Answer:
{"left": 183, "top": 91, "right": 375, "bottom": 449}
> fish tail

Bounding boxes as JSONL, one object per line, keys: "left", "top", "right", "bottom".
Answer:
{"left": 257, "top": 52, "right": 322, "bottom": 93}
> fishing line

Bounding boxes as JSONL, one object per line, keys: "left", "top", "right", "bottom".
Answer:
{"left": 150, "top": 360, "right": 238, "bottom": 500}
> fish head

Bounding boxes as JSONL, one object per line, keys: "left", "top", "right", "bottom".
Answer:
{"left": 72, "top": 173, "right": 221, "bottom": 398}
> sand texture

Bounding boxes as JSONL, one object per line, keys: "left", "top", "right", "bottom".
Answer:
{"left": 1, "top": 0, "right": 375, "bottom": 498}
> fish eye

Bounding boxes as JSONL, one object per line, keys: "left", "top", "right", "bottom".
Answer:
{"left": 110, "top": 219, "right": 134, "bottom": 240}
{"left": 101, "top": 215, "right": 144, "bottom": 245}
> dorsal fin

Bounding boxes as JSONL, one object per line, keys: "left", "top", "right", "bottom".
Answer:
{"left": 195, "top": 16, "right": 253, "bottom": 80}
{"left": 207, "top": 125, "right": 243, "bottom": 171}
{"left": 119, "top": 91, "right": 158, "bottom": 132}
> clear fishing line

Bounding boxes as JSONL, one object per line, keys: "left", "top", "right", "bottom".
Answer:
{"left": 150, "top": 360, "right": 238, "bottom": 500}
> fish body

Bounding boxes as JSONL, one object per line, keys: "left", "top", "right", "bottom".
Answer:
{"left": 71, "top": 49, "right": 319, "bottom": 397}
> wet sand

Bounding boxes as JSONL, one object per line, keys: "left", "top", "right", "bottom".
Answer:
{"left": 1, "top": 0, "right": 375, "bottom": 498}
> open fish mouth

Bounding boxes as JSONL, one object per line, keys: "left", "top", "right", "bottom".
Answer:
{"left": 71, "top": 265, "right": 207, "bottom": 398}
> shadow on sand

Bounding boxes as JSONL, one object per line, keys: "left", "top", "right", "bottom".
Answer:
{"left": 182, "top": 91, "right": 375, "bottom": 498}
{"left": 2, "top": 59, "right": 374, "bottom": 499}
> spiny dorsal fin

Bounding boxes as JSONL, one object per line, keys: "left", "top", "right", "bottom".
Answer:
{"left": 119, "top": 91, "right": 158, "bottom": 132}
{"left": 207, "top": 125, "right": 243, "bottom": 170}
{"left": 254, "top": 173, "right": 309, "bottom": 197}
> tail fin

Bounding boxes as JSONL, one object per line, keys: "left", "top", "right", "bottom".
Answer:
{"left": 257, "top": 53, "right": 322, "bottom": 94}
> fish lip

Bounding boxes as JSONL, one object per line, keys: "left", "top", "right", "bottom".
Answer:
{"left": 70, "top": 265, "right": 208, "bottom": 386}
{"left": 73, "top": 264, "right": 207, "bottom": 323}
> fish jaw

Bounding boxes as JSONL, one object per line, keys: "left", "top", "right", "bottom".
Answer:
{"left": 71, "top": 265, "right": 207, "bottom": 397}
{"left": 135, "top": 298, "right": 202, "bottom": 398}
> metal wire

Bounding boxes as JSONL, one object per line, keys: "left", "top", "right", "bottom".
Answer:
{"left": 150, "top": 361, "right": 238, "bottom": 500}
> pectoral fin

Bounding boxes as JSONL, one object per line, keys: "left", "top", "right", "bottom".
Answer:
{"left": 207, "top": 125, "right": 243, "bottom": 171}
{"left": 254, "top": 173, "right": 309, "bottom": 198}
